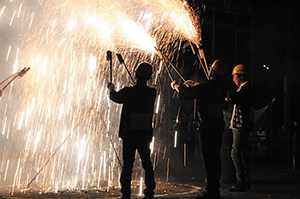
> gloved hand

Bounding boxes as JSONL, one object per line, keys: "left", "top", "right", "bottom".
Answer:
{"left": 184, "top": 80, "right": 199, "bottom": 87}
{"left": 107, "top": 82, "right": 115, "bottom": 92}
{"left": 170, "top": 80, "right": 179, "bottom": 92}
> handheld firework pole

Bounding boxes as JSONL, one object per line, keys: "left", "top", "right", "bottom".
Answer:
{"left": 198, "top": 48, "right": 209, "bottom": 75}
{"left": 154, "top": 46, "right": 184, "bottom": 82}
{"left": 186, "top": 1, "right": 209, "bottom": 80}
{"left": 189, "top": 43, "right": 209, "bottom": 80}
{"left": 0, "top": 67, "right": 31, "bottom": 97}
{"left": 164, "top": 62, "right": 174, "bottom": 83}
{"left": 116, "top": 53, "right": 135, "bottom": 85}
{"left": 106, "top": 50, "right": 113, "bottom": 83}
{"left": 156, "top": 50, "right": 174, "bottom": 82}
{"left": 104, "top": 50, "right": 123, "bottom": 167}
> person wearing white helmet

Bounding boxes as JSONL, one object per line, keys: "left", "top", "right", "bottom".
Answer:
{"left": 107, "top": 62, "right": 156, "bottom": 199}
{"left": 227, "top": 64, "right": 254, "bottom": 192}
{"left": 171, "top": 59, "right": 228, "bottom": 199}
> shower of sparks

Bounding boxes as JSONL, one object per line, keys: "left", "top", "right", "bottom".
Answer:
{"left": 0, "top": 0, "right": 201, "bottom": 194}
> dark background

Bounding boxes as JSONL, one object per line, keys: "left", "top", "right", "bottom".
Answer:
{"left": 184, "top": 0, "right": 299, "bottom": 136}
{"left": 161, "top": 0, "right": 300, "bottom": 167}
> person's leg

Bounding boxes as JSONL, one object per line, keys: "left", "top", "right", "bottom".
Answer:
{"left": 231, "top": 129, "right": 243, "bottom": 182}
{"left": 240, "top": 131, "right": 250, "bottom": 189}
{"left": 229, "top": 129, "right": 247, "bottom": 191}
{"left": 120, "top": 139, "right": 136, "bottom": 198}
{"left": 199, "top": 127, "right": 223, "bottom": 197}
{"left": 137, "top": 139, "right": 155, "bottom": 198}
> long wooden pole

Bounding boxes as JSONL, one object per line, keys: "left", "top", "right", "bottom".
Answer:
{"left": 155, "top": 47, "right": 186, "bottom": 82}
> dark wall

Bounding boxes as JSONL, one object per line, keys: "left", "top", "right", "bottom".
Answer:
{"left": 187, "top": 0, "right": 299, "bottom": 133}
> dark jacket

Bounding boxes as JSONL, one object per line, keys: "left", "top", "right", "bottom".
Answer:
{"left": 228, "top": 81, "right": 254, "bottom": 131}
{"left": 178, "top": 78, "right": 227, "bottom": 129}
{"left": 109, "top": 83, "right": 156, "bottom": 141}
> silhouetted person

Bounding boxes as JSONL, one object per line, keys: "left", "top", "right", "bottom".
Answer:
{"left": 107, "top": 62, "right": 156, "bottom": 199}
{"left": 171, "top": 60, "right": 228, "bottom": 199}
{"left": 226, "top": 64, "right": 254, "bottom": 192}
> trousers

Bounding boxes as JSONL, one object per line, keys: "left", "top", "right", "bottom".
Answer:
{"left": 199, "top": 126, "right": 224, "bottom": 194}
{"left": 120, "top": 137, "right": 156, "bottom": 197}
{"left": 231, "top": 128, "right": 250, "bottom": 184}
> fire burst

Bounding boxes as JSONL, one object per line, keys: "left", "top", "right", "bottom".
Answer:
{"left": 0, "top": 0, "right": 201, "bottom": 194}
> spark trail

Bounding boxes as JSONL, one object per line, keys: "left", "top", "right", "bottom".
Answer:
{"left": 0, "top": 0, "right": 201, "bottom": 194}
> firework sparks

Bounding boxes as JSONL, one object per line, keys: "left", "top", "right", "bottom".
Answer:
{"left": 0, "top": 0, "right": 201, "bottom": 194}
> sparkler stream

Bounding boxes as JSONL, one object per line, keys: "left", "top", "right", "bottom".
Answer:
{"left": 0, "top": 0, "right": 201, "bottom": 193}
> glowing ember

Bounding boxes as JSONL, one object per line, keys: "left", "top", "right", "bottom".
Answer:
{"left": 0, "top": 0, "right": 201, "bottom": 194}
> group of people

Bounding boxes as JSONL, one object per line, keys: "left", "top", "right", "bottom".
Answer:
{"left": 107, "top": 60, "right": 254, "bottom": 199}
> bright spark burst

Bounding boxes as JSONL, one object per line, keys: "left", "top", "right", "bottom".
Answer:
{"left": 0, "top": 0, "right": 201, "bottom": 193}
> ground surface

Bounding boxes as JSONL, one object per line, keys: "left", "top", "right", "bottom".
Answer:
{"left": 0, "top": 158, "right": 299, "bottom": 199}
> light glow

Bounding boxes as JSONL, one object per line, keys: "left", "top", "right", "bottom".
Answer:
{"left": 0, "top": 0, "right": 201, "bottom": 193}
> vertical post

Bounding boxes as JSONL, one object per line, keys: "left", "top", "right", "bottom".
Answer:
{"left": 269, "top": 68, "right": 273, "bottom": 156}
{"left": 285, "top": 2, "right": 291, "bottom": 164}
{"left": 286, "top": 3, "right": 296, "bottom": 171}
{"left": 284, "top": 76, "right": 289, "bottom": 157}
{"left": 212, "top": 3, "right": 215, "bottom": 61}
{"left": 251, "top": 10, "right": 254, "bottom": 84}
{"left": 183, "top": 143, "right": 186, "bottom": 167}
{"left": 292, "top": 128, "right": 296, "bottom": 171}
{"left": 234, "top": 14, "right": 238, "bottom": 63}
{"left": 267, "top": 67, "right": 273, "bottom": 157}
{"left": 166, "top": 158, "right": 170, "bottom": 182}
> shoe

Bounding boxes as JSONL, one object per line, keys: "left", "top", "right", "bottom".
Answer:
{"left": 228, "top": 183, "right": 247, "bottom": 192}
{"left": 142, "top": 196, "right": 154, "bottom": 199}
{"left": 196, "top": 191, "right": 220, "bottom": 199}
{"left": 143, "top": 188, "right": 154, "bottom": 199}
{"left": 142, "top": 194, "right": 154, "bottom": 199}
